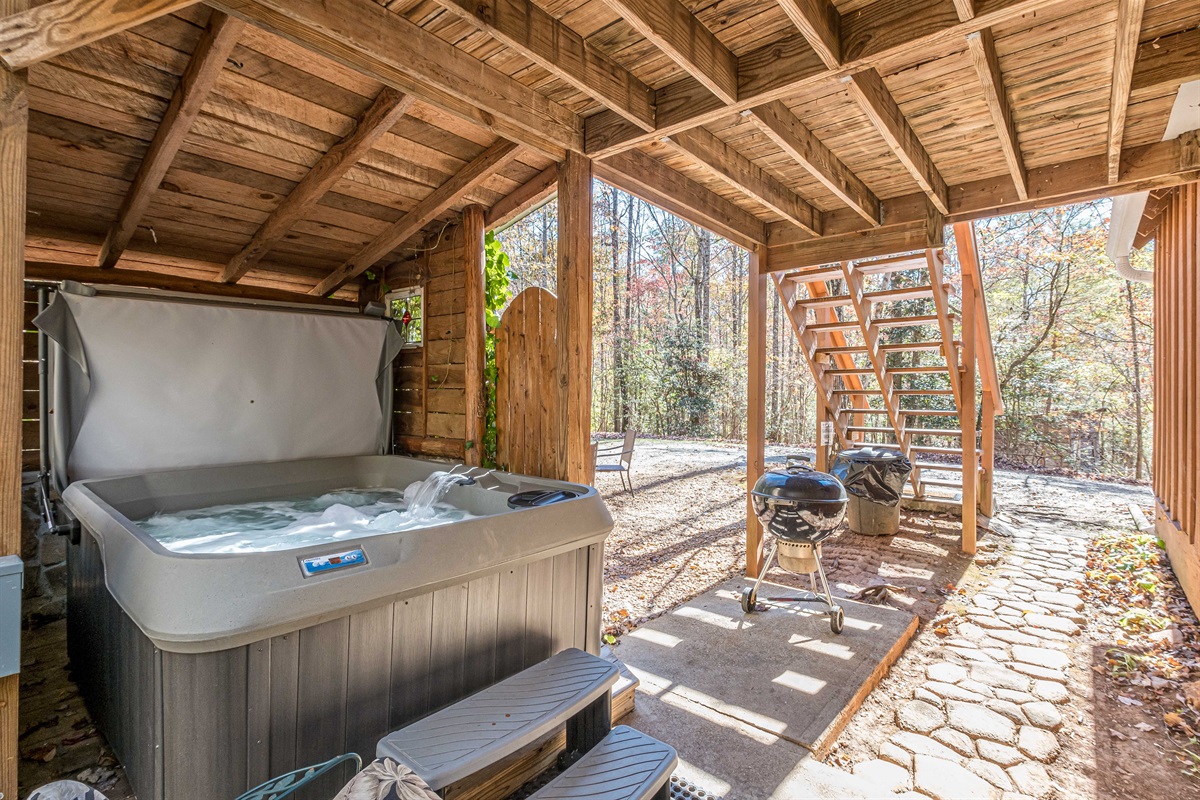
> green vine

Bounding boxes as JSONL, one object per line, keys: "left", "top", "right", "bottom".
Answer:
{"left": 482, "top": 231, "right": 514, "bottom": 468}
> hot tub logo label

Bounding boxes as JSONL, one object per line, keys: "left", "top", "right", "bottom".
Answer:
{"left": 299, "top": 548, "right": 367, "bottom": 577}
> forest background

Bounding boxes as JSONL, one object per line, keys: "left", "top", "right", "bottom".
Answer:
{"left": 494, "top": 186, "right": 1154, "bottom": 481}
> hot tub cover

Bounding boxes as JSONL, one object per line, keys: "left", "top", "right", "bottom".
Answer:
{"left": 36, "top": 283, "right": 403, "bottom": 488}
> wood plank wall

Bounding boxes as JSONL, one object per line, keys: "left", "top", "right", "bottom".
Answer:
{"left": 392, "top": 224, "right": 469, "bottom": 461}
{"left": 1152, "top": 180, "right": 1200, "bottom": 611}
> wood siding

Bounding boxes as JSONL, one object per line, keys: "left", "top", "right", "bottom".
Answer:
{"left": 391, "top": 223, "right": 470, "bottom": 460}
{"left": 1152, "top": 181, "right": 1200, "bottom": 610}
{"left": 68, "top": 528, "right": 603, "bottom": 800}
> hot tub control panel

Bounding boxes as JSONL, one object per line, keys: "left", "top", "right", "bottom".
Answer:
{"left": 299, "top": 548, "right": 367, "bottom": 578}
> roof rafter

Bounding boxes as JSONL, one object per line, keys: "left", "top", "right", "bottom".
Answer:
{"left": 0, "top": 0, "right": 196, "bottom": 70}
{"left": 584, "top": 0, "right": 1073, "bottom": 158}
{"left": 774, "top": 0, "right": 840, "bottom": 68}
{"left": 595, "top": 150, "right": 766, "bottom": 250}
{"left": 486, "top": 164, "right": 558, "bottom": 229}
{"left": 211, "top": 0, "right": 580, "bottom": 157}
{"left": 966, "top": 29, "right": 1026, "bottom": 200}
{"left": 221, "top": 87, "right": 415, "bottom": 284}
{"left": 602, "top": 0, "right": 738, "bottom": 104}
{"left": 662, "top": 127, "right": 821, "bottom": 235}
{"left": 311, "top": 139, "right": 522, "bottom": 296}
{"left": 842, "top": 68, "right": 949, "bottom": 215}
{"left": 747, "top": 101, "right": 879, "bottom": 225}
{"left": 427, "top": 0, "right": 655, "bottom": 131}
{"left": 1107, "top": 0, "right": 1147, "bottom": 183}
{"left": 97, "top": 10, "right": 243, "bottom": 269}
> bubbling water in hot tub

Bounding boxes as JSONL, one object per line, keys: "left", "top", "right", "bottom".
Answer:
{"left": 137, "top": 471, "right": 478, "bottom": 554}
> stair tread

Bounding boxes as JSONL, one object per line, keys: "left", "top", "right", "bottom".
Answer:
{"left": 786, "top": 266, "right": 844, "bottom": 283}
{"left": 795, "top": 294, "right": 851, "bottom": 308}
{"left": 854, "top": 254, "right": 930, "bottom": 275}
{"left": 846, "top": 426, "right": 898, "bottom": 434}
{"left": 874, "top": 314, "right": 953, "bottom": 328}
{"left": 863, "top": 284, "right": 943, "bottom": 303}
{"left": 906, "top": 428, "right": 964, "bottom": 436}
{"left": 900, "top": 409, "right": 959, "bottom": 416}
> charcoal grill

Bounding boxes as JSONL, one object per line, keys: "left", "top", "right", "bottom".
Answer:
{"left": 743, "top": 455, "right": 849, "bottom": 633}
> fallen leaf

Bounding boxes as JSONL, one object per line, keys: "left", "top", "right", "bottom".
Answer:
{"left": 1117, "top": 695, "right": 1144, "bottom": 706}
{"left": 1133, "top": 722, "right": 1155, "bottom": 732}
{"left": 1183, "top": 680, "right": 1200, "bottom": 709}
{"left": 1109, "top": 728, "right": 1127, "bottom": 740}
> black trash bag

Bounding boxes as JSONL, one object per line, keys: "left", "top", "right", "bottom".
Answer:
{"left": 830, "top": 446, "right": 912, "bottom": 507}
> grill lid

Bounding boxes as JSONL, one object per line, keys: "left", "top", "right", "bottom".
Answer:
{"left": 752, "top": 456, "right": 847, "bottom": 504}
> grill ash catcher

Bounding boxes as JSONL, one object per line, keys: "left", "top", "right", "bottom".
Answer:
{"left": 744, "top": 455, "right": 849, "bottom": 634}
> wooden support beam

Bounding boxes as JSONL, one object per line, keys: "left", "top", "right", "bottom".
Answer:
{"left": 602, "top": 0, "right": 738, "bottom": 104}
{"left": 843, "top": 69, "right": 949, "bottom": 215}
{"left": 746, "top": 246, "right": 767, "bottom": 578}
{"left": 311, "top": 139, "right": 521, "bottom": 296}
{"left": 583, "top": 0, "right": 1073, "bottom": 158}
{"left": 555, "top": 151, "right": 593, "bottom": 484}
{"left": 97, "top": 11, "right": 243, "bottom": 268}
{"left": 951, "top": 0, "right": 975, "bottom": 21}
{"left": 980, "top": 390, "right": 995, "bottom": 516}
{"left": 663, "top": 127, "right": 820, "bottom": 235}
{"left": 0, "top": 0, "right": 196, "bottom": 70}
{"left": 767, "top": 219, "right": 944, "bottom": 272}
{"left": 594, "top": 149, "right": 766, "bottom": 249}
{"left": 486, "top": 164, "right": 557, "bottom": 230}
{"left": 966, "top": 30, "right": 1026, "bottom": 200}
{"left": 211, "top": 0, "right": 579, "bottom": 156}
{"left": 774, "top": 0, "right": 840, "bottom": 68}
{"left": 748, "top": 101, "right": 879, "bottom": 225}
{"left": 1108, "top": 0, "right": 1147, "bottom": 184}
{"left": 221, "top": 87, "right": 414, "bottom": 283}
{"left": 0, "top": 5, "right": 25, "bottom": 796}
{"left": 960, "top": 265, "right": 978, "bottom": 553}
{"left": 427, "top": 0, "right": 655, "bottom": 131}
{"left": 25, "top": 261, "right": 359, "bottom": 306}
{"left": 1131, "top": 27, "right": 1200, "bottom": 93}
{"left": 463, "top": 204, "right": 486, "bottom": 467}
{"left": 765, "top": 135, "right": 1200, "bottom": 247}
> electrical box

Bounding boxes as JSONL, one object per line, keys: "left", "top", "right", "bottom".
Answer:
{"left": 0, "top": 555, "right": 21, "bottom": 678}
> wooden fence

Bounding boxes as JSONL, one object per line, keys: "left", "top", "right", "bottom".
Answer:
{"left": 1151, "top": 181, "right": 1199, "bottom": 608}
{"left": 495, "top": 287, "right": 558, "bottom": 477}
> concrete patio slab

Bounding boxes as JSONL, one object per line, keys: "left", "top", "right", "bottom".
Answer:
{"left": 616, "top": 578, "right": 918, "bottom": 799}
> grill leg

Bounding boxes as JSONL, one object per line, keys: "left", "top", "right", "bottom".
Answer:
{"left": 814, "top": 552, "right": 835, "bottom": 609}
{"left": 751, "top": 539, "right": 779, "bottom": 597}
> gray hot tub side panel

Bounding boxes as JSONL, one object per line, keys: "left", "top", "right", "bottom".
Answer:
{"left": 61, "top": 455, "right": 612, "bottom": 652}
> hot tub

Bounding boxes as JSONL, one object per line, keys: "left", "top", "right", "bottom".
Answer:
{"left": 63, "top": 455, "right": 611, "bottom": 800}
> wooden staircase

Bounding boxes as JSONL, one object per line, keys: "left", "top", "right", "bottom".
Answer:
{"left": 772, "top": 240, "right": 999, "bottom": 515}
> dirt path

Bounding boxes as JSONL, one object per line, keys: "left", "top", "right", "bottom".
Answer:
{"left": 597, "top": 438, "right": 1198, "bottom": 799}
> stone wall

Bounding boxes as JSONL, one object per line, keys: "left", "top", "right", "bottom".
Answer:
{"left": 20, "top": 481, "right": 67, "bottom": 624}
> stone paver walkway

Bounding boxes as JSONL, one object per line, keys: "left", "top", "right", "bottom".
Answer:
{"left": 849, "top": 522, "right": 1088, "bottom": 800}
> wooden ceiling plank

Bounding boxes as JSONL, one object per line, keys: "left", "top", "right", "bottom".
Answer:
{"left": 774, "top": 0, "right": 841, "bottom": 68}
{"left": 965, "top": 29, "right": 1027, "bottom": 200}
{"left": 584, "top": 0, "right": 1076, "bottom": 159}
{"left": 312, "top": 139, "right": 521, "bottom": 296}
{"left": 428, "top": 0, "right": 655, "bottom": 131}
{"left": 210, "top": 0, "right": 579, "bottom": 156}
{"left": 1131, "top": 27, "right": 1200, "bottom": 93}
{"left": 0, "top": 0, "right": 197, "bottom": 70}
{"left": 1108, "top": 0, "right": 1147, "bottom": 183}
{"left": 595, "top": 150, "right": 766, "bottom": 250}
{"left": 97, "top": 11, "right": 244, "bottom": 269}
{"left": 842, "top": 68, "right": 949, "bottom": 215}
{"left": 602, "top": 0, "right": 739, "bottom": 104}
{"left": 220, "top": 87, "right": 415, "bottom": 284}
{"left": 663, "top": 127, "right": 820, "bottom": 235}
{"left": 26, "top": 259, "right": 357, "bottom": 306}
{"left": 748, "top": 100, "right": 879, "bottom": 225}
{"left": 486, "top": 163, "right": 558, "bottom": 229}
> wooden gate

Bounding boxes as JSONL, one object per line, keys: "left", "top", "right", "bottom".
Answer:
{"left": 495, "top": 287, "right": 558, "bottom": 477}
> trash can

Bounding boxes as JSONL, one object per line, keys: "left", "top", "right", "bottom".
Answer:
{"left": 831, "top": 446, "right": 913, "bottom": 536}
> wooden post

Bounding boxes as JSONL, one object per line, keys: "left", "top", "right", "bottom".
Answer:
{"left": 980, "top": 390, "right": 996, "bottom": 517}
{"left": 0, "top": 2, "right": 26, "bottom": 794}
{"left": 815, "top": 395, "right": 829, "bottom": 472}
{"left": 960, "top": 269, "right": 978, "bottom": 554}
{"left": 556, "top": 151, "right": 593, "bottom": 484}
{"left": 463, "top": 204, "right": 486, "bottom": 466}
{"left": 746, "top": 246, "right": 767, "bottom": 578}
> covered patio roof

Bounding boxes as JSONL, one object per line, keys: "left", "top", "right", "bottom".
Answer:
{"left": 0, "top": 0, "right": 1195, "bottom": 297}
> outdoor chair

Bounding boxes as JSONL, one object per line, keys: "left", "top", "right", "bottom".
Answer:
{"left": 594, "top": 430, "right": 637, "bottom": 496}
